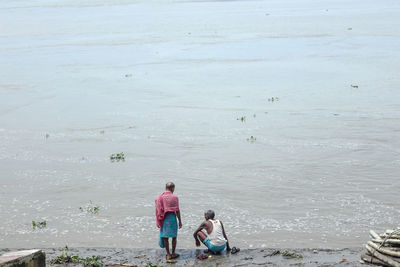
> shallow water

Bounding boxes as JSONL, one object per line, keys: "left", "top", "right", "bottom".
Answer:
{"left": 0, "top": 0, "right": 400, "bottom": 249}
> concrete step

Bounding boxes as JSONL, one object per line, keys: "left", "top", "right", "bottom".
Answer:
{"left": 0, "top": 249, "right": 45, "bottom": 267}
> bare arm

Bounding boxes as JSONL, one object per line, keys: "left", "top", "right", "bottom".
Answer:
{"left": 193, "top": 222, "right": 207, "bottom": 247}
{"left": 220, "top": 221, "right": 231, "bottom": 251}
{"left": 176, "top": 210, "right": 182, "bottom": 229}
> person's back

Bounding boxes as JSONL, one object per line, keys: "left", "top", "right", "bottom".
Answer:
{"left": 155, "top": 182, "right": 182, "bottom": 261}
{"left": 207, "top": 219, "right": 227, "bottom": 247}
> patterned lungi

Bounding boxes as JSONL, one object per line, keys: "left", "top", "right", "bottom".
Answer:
{"left": 160, "top": 213, "right": 178, "bottom": 238}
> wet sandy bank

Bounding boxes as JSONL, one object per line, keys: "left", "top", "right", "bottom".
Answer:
{"left": 1, "top": 247, "right": 365, "bottom": 266}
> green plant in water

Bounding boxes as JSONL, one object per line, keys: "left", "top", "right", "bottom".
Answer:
{"left": 246, "top": 136, "right": 257, "bottom": 143}
{"left": 49, "top": 246, "right": 80, "bottom": 264}
{"left": 71, "top": 255, "right": 80, "bottom": 263}
{"left": 100, "top": 130, "right": 105, "bottom": 134}
{"left": 125, "top": 74, "right": 132, "bottom": 78}
{"left": 110, "top": 152, "right": 125, "bottom": 162}
{"left": 148, "top": 263, "right": 164, "bottom": 267}
{"left": 79, "top": 201, "right": 100, "bottom": 214}
{"left": 45, "top": 133, "right": 50, "bottom": 139}
{"left": 266, "top": 250, "right": 280, "bottom": 256}
{"left": 282, "top": 250, "right": 303, "bottom": 259}
{"left": 351, "top": 84, "right": 358, "bottom": 88}
{"left": 32, "top": 220, "right": 46, "bottom": 229}
{"left": 268, "top": 97, "right": 279, "bottom": 102}
{"left": 237, "top": 116, "right": 246, "bottom": 122}
{"left": 83, "top": 256, "right": 103, "bottom": 267}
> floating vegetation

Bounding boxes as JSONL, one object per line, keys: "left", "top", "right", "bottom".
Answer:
{"left": 125, "top": 74, "right": 132, "bottom": 78}
{"left": 32, "top": 220, "right": 46, "bottom": 229}
{"left": 50, "top": 247, "right": 103, "bottom": 266}
{"left": 246, "top": 136, "right": 257, "bottom": 143}
{"left": 45, "top": 133, "right": 50, "bottom": 139}
{"left": 148, "top": 263, "right": 163, "bottom": 267}
{"left": 351, "top": 84, "right": 359, "bottom": 88}
{"left": 237, "top": 114, "right": 257, "bottom": 122}
{"left": 79, "top": 201, "right": 100, "bottom": 214}
{"left": 100, "top": 130, "right": 105, "bottom": 134}
{"left": 50, "top": 246, "right": 79, "bottom": 264}
{"left": 237, "top": 116, "right": 246, "bottom": 122}
{"left": 268, "top": 97, "right": 279, "bottom": 102}
{"left": 83, "top": 256, "right": 103, "bottom": 267}
{"left": 264, "top": 250, "right": 280, "bottom": 257}
{"left": 110, "top": 152, "right": 125, "bottom": 162}
{"left": 348, "top": 27, "right": 352, "bottom": 30}
{"left": 282, "top": 250, "right": 303, "bottom": 259}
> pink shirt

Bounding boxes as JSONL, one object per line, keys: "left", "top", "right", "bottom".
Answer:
{"left": 155, "top": 191, "right": 179, "bottom": 228}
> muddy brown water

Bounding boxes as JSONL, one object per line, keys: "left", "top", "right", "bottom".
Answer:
{"left": 0, "top": 0, "right": 400, "bottom": 249}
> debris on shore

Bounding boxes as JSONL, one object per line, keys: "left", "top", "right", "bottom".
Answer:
{"left": 31, "top": 247, "right": 365, "bottom": 267}
{"left": 361, "top": 228, "right": 400, "bottom": 267}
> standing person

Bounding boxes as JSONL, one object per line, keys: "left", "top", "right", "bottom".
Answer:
{"left": 155, "top": 182, "right": 182, "bottom": 261}
{"left": 193, "top": 210, "right": 231, "bottom": 254}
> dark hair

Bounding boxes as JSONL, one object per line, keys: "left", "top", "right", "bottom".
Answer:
{"left": 166, "top": 182, "right": 175, "bottom": 190}
{"left": 205, "top": 210, "right": 215, "bottom": 219}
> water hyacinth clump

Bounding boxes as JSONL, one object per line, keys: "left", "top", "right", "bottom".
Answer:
{"left": 83, "top": 255, "right": 103, "bottom": 267}
{"left": 79, "top": 201, "right": 100, "bottom": 214}
{"left": 50, "top": 246, "right": 103, "bottom": 267}
{"left": 237, "top": 116, "right": 246, "bottom": 122}
{"left": 268, "top": 97, "right": 279, "bottom": 102}
{"left": 32, "top": 220, "right": 46, "bottom": 229}
{"left": 282, "top": 250, "right": 303, "bottom": 259}
{"left": 49, "top": 246, "right": 79, "bottom": 264}
{"left": 110, "top": 152, "right": 125, "bottom": 162}
{"left": 247, "top": 136, "right": 257, "bottom": 143}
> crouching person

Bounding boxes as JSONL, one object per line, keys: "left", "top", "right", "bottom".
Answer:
{"left": 193, "top": 210, "right": 231, "bottom": 254}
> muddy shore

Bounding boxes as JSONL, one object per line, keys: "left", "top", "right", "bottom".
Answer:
{"left": 1, "top": 247, "right": 366, "bottom": 267}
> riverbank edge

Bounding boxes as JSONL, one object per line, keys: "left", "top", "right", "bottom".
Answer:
{"left": 1, "top": 247, "right": 367, "bottom": 267}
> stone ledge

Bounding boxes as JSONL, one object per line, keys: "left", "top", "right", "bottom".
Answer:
{"left": 0, "top": 250, "right": 45, "bottom": 267}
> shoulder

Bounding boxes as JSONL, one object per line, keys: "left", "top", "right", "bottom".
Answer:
{"left": 202, "top": 220, "right": 211, "bottom": 227}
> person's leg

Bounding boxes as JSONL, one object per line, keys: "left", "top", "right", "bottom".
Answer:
{"left": 172, "top": 237, "right": 177, "bottom": 253}
{"left": 170, "top": 213, "right": 179, "bottom": 258}
{"left": 171, "top": 237, "right": 179, "bottom": 258}
{"left": 163, "top": 238, "right": 171, "bottom": 260}
{"left": 197, "top": 232, "right": 218, "bottom": 254}
{"left": 197, "top": 231, "right": 207, "bottom": 245}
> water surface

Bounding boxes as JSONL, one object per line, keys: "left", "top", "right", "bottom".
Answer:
{"left": 0, "top": 0, "right": 400, "bottom": 248}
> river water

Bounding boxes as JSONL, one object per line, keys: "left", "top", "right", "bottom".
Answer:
{"left": 0, "top": 0, "right": 399, "bottom": 249}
